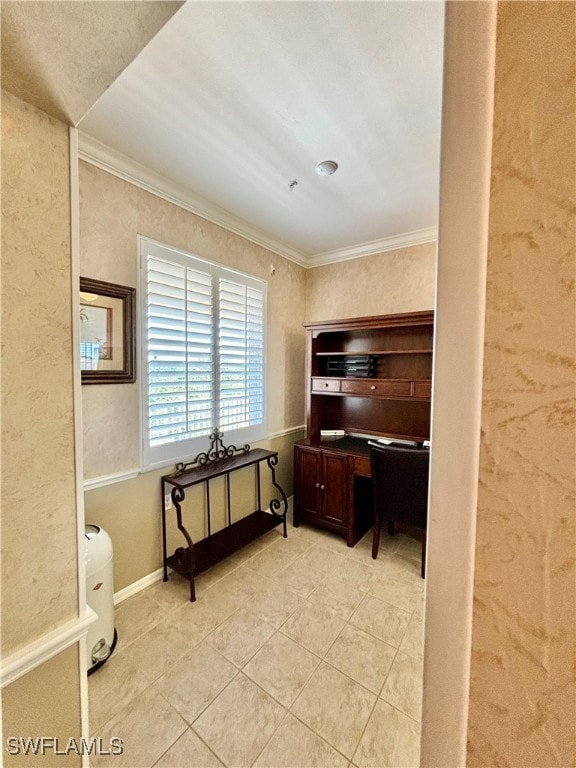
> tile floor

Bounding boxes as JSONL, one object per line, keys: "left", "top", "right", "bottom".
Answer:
{"left": 89, "top": 516, "right": 425, "bottom": 768}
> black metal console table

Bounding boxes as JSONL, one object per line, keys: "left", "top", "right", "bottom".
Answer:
{"left": 161, "top": 432, "right": 288, "bottom": 602}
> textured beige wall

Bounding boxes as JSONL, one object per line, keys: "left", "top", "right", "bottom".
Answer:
{"left": 2, "top": 646, "right": 82, "bottom": 768}
{"left": 1, "top": 92, "right": 79, "bottom": 653}
{"left": 468, "top": 3, "right": 576, "bottom": 766}
{"left": 80, "top": 161, "right": 306, "bottom": 479}
{"left": 304, "top": 242, "right": 436, "bottom": 322}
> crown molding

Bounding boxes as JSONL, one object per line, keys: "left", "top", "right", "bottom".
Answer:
{"left": 78, "top": 133, "right": 437, "bottom": 269}
{"left": 77, "top": 132, "right": 309, "bottom": 267}
{"left": 307, "top": 227, "right": 438, "bottom": 267}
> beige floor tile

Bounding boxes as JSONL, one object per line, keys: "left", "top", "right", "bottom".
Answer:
{"left": 291, "top": 662, "right": 376, "bottom": 759}
{"left": 210, "top": 564, "right": 269, "bottom": 606}
{"left": 274, "top": 559, "right": 325, "bottom": 598}
{"left": 153, "top": 728, "right": 223, "bottom": 767}
{"left": 169, "top": 588, "right": 238, "bottom": 637}
{"left": 98, "top": 514, "right": 425, "bottom": 768}
{"left": 225, "top": 529, "right": 285, "bottom": 566}
{"left": 88, "top": 647, "right": 151, "bottom": 731}
{"left": 206, "top": 607, "right": 275, "bottom": 667}
{"left": 379, "top": 552, "right": 422, "bottom": 582}
{"left": 192, "top": 673, "right": 286, "bottom": 766}
{"left": 281, "top": 602, "right": 345, "bottom": 657}
{"left": 247, "top": 545, "right": 299, "bottom": 578}
{"left": 325, "top": 624, "right": 397, "bottom": 694}
{"left": 414, "top": 594, "right": 426, "bottom": 618}
{"left": 380, "top": 650, "right": 423, "bottom": 721}
{"left": 252, "top": 527, "right": 286, "bottom": 548}
{"left": 114, "top": 591, "right": 170, "bottom": 651}
{"left": 312, "top": 530, "right": 356, "bottom": 555}
{"left": 353, "top": 699, "right": 420, "bottom": 768}
{"left": 243, "top": 631, "right": 320, "bottom": 707}
{"left": 91, "top": 686, "right": 187, "bottom": 768}
{"left": 290, "top": 526, "right": 352, "bottom": 557}
{"left": 350, "top": 595, "right": 411, "bottom": 648}
{"left": 330, "top": 557, "right": 381, "bottom": 594}
{"left": 266, "top": 533, "right": 313, "bottom": 557}
{"left": 192, "top": 557, "right": 245, "bottom": 590}
{"left": 368, "top": 567, "right": 424, "bottom": 613}
{"left": 154, "top": 642, "right": 237, "bottom": 724}
{"left": 247, "top": 582, "right": 304, "bottom": 628}
{"left": 399, "top": 613, "right": 425, "bottom": 659}
{"left": 307, "top": 579, "right": 365, "bottom": 620}
{"left": 128, "top": 614, "right": 205, "bottom": 683}
{"left": 145, "top": 574, "right": 193, "bottom": 612}
{"left": 298, "top": 543, "right": 349, "bottom": 575}
{"left": 254, "top": 713, "right": 348, "bottom": 767}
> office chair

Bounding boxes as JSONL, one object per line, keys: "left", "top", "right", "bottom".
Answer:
{"left": 369, "top": 442, "right": 430, "bottom": 578}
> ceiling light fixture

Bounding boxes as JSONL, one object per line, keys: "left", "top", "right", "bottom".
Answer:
{"left": 315, "top": 160, "right": 338, "bottom": 176}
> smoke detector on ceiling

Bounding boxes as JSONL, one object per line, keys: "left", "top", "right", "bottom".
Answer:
{"left": 315, "top": 160, "right": 339, "bottom": 176}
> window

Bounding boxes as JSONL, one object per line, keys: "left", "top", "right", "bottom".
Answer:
{"left": 139, "top": 237, "right": 266, "bottom": 469}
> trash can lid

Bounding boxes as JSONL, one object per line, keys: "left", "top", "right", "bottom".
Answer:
{"left": 85, "top": 525, "right": 101, "bottom": 540}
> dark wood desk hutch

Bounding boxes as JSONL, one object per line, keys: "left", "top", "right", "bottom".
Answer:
{"left": 294, "top": 311, "right": 434, "bottom": 546}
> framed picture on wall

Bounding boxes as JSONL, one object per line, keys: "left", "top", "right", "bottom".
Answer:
{"left": 80, "top": 277, "right": 136, "bottom": 384}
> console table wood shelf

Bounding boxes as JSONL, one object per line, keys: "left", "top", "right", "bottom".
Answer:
{"left": 162, "top": 437, "right": 288, "bottom": 602}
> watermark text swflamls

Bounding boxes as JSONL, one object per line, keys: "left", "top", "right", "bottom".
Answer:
{"left": 6, "top": 736, "right": 123, "bottom": 756}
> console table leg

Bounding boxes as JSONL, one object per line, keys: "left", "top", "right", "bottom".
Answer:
{"left": 187, "top": 546, "right": 197, "bottom": 603}
{"left": 161, "top": 484, "right": 169, "bottom": 582}
{"left": 172, "top": 487, "right": 197, "bottom": 602}
{"left": 266, "top": 454, "right": 288, "bottom": 538}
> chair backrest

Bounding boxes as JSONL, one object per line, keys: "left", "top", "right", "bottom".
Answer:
{"left": 369, "top": 442, "right": 430, "bottom": 529}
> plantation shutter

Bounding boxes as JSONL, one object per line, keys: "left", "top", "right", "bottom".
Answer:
{"left": 146, "top": 255, "right": 214, "bottom": 447}
{"left": 218, "top": 279, "right": 264, "bottom": 431}
{"left": 141, "top": 238, "right": 266, "bottom": 469}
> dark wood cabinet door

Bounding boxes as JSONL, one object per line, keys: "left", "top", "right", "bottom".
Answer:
{"left": 321, "top": 451, "right": 348, "bottom": 526}
{"left": 297, "top": 447, "right": 322, "bottom": 519}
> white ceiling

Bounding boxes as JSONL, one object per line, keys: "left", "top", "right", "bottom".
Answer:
{"left": 79, "top": 1, "right": 445, "bottom": 265}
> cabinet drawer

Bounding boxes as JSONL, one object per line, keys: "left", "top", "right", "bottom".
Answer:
{"left": 353, "top": 455, "right": 371, "bottom": 477}
{"left": 340, "top": 379, "right": 412, "bottom": 397}
{"left": 312, "top": 377, "right": 341, "bottom": 393}
{"left": 413, "top": 380, "right": 432, "bottom": 399}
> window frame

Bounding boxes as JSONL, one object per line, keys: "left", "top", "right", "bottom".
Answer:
{"left": 138, "top": 236, "right": 267, "bottom": 471}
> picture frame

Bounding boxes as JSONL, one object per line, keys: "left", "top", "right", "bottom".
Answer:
{"left": 80, "top": 277, "right": 136, "bottom": 384}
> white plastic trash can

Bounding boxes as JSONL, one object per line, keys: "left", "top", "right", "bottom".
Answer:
{"left": 85, "top": 525, "right": 117, "bottom": 673}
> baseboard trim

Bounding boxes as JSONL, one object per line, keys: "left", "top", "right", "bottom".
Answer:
{"left": 114, "top": 568, "right": 164, "bottom": 606}
{"left": 1, "top": 608, "right": 97, "bottom": 689}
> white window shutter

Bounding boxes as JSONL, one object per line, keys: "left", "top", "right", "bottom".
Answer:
{"left": 140, "top": 238, "right": 266, "bottom": 469}
{"left": 218, "top": 279, "right": 264, "bottom": 431}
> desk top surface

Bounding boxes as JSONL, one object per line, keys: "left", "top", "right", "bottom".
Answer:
{"left": 296, "top": 436, "right": 371, "bottom": 456}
